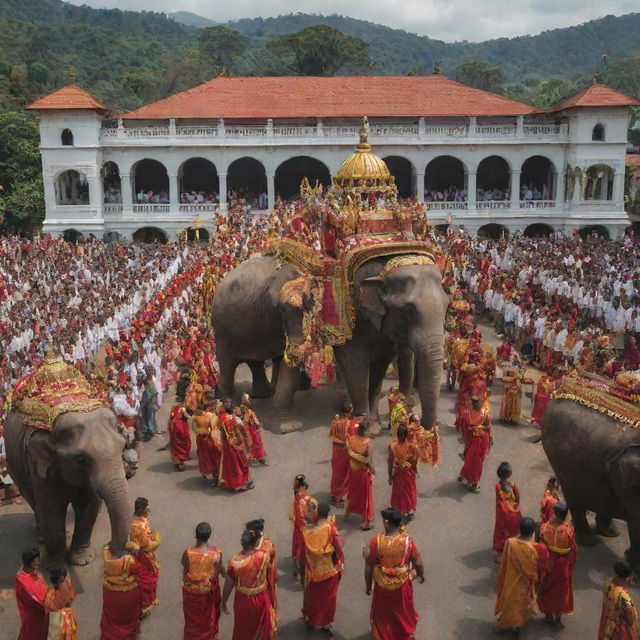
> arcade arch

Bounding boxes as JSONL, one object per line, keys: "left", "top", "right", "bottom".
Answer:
{"left": 228, "top": 157, "right": 267, "bottom": 208}
{"left": 133, "top": 159, "right": 169, "bottom": 203}
{"left": 133, "top": 227, "right": 169, "bottom": 243}
{"left": 477, "top": 156, "right": 510, "bottom": 200}
{"left": 520, "top": 156, "right": 555, "bottom": 202}
{"left": 179, "top": 158, "right": 219, "bottom": 202}
{"left": 523, "top": 223, "right": 554, "bottom": 237}
{"left": 585, "top": 164, "right": 614, "bottom": 200}
{"left": 56, "top": 170, "right": 89, "bottom": 205}
{"left": 101, "top": 161, "right": 121, "bottom": 203}
{"left": 477, "top": 223, "right": 509, "bottom": 239}
{"left": 382, "top": 156, "right": 414, "bottom": 199}
{"left": 424, "top": 156, "right": 466, "bottom": 200}
{"left": 275, "top": 156, "right": 331, "bottom": 200}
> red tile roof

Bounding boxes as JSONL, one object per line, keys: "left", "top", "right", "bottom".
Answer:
{"left": 27, "top": 84, "right": 108, "bottom": 111}
{"left": 122, "top": 75, "right": 536, "bottom": 120}
{"left": 553, "top": 83, "right": 640, "bottom": 111}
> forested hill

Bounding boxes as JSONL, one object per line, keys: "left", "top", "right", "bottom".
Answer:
{"left": 1, "top": 0, "right": 640, "bottom": 113}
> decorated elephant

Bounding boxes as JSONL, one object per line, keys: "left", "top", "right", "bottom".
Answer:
{"left": 212, "top": 247, "right": 448, "bottom": 430}
{"left": 5, "top": 358, "right": 129, "bottom": 565}
{"left": 542, "top": 398, "right": 640, "bottom": 569}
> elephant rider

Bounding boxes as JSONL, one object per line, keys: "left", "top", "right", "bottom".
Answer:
{"left": 129, "top": 497, "right": 161, "bottom": 618}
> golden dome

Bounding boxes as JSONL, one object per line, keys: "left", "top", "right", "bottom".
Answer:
{"left": 333, "top": 117, "right": 395, "bottom": 193}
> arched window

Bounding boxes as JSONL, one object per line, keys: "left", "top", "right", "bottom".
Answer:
{"left": 592, "top": 123, "right": 605, "bottom": 142}
{"left": 55, "top": 170, "right": 89, "bottom": 205}
{"left": 61, "top": 129, "right": 74, "bottom": 146}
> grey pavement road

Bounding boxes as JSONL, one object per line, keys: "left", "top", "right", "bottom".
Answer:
{"left": 0, "top": 361, "right": 633, "bottom": 640}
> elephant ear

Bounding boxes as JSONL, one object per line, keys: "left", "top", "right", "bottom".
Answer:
{"left": 359, "top": 277, "right": 386, "bottom": 317}
{"left": 28, "top": 430, "right": 56, "bottom": 480}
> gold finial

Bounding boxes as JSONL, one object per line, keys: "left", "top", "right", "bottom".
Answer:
{"left": 69, "top": 70, "right": 77, "bottom": 84}
{"left": 359, "top": 116, "right": 369, "bottom": 146}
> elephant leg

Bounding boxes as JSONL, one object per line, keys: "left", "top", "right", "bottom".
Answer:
{"left": 33, "top": 482, "right": 70, "bottom": 563}
{"left": 625, "top": 516, "right": 640, "bottom": 572}
{"left": 68, "top": 489, "right": 101, "bottom": 565}
{"left": 272, "top": 362, "right": 300, "bottom": 413}
{"left": 270, "top": 357, "right": 281, "bottom": 390}
{"left": 334, "top": 345, "right": 370, "bottom": 422}
{"left": 216, "top": 345, "right": 240, "bottom": 398}
{"left": 369, "top": 355, "right": 394, "bottom": 435}
{"left": 396, "top": 346, "right": 414, "bottom": 397}
{"left": 247, "top": 361, "right": 273, "bottom": 398}
{"left": 595, "top": 514, "right": 620, "bottom": 538}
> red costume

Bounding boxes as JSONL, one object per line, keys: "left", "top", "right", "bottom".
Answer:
{"left": 345, "top": 434, "right": 374, "bottom": 525}
{"left": 182, "top": 545, "right": 222, "bottom": 640}
{"left": 15, "top": 567, "right": 48, "bottom": 640}
{"left": 168, "top": 403, "right": 191, "bottom": 466}
{"left": 540, "top": 489, "right": 560, "bottom": 524}
{"left": 219, "top": 411, "right": 250, "bottom": 490}
{"left": 367, "top": 532, "right": 422, "bottom": 640}
{"left": 301, "top": 519, "right": 344, "bottom": 627}
{"left": 531, "top": 375, "right": 555, "bottom": 425}
{"left": 227, "top": 549, "right": 276, "bottom": 640}
{"left": 329, "top": 414, "right": 358, "bottom": 503}
{"left": 291, "top": 488, "right": 318, "bottom": 563}
{"left": 193, "top": 412, "right": 221, "bottom": 477}
{"left": 389, "top": 440, "right": 418, "bottom": 515}
{"left": 129, "top": 515, "right": 161, "bottom": 615}
{"left": 100, "top": 547, "right": 141, "bottom": 640}
{"left": 493, "top": 482, "right": 522, "bottom": 555}
{"left": 537, "top": 521, "right": 577, "bottom": 616}
{"left": 242, "top": 405, "right": 266, "bottom": 461}
{"left": 459, "top": 408, "right": 491, "bottom": 485}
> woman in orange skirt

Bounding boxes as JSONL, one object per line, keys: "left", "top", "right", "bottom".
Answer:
{"left": 44, "top": 568, "right": 78, "bottom": 640}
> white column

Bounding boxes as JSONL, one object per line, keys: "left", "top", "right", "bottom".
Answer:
{"left": 267, "top": 172, "right": 275, "bottom": 210}
{"left": 554, "top": 169, "right": 565, "bottom": 207}
{"left": 612, "top": 170, "right": 624, "bottom": 207}
{"left": 44, "top": 173, "right": 57, "bottom": 213}
{"left": 219, "top": 173, "right": 228, "bottom": 213}
{"left": 120, "top": 173, "right": 133, "bottom": 213}
{"left": 510, "top": 169, "right": 521, "bottom": 210}
{"left": 467, "top": 170, "right": 477, "bottom": 209}
{"left": 468, "top": 116, "right": 477, "bottom": 138}
{"left": 88, "top": 176, "right": 102, "bottom": 219}
{"left": 168, "top": 173, "right": 179, "bottom": 213}
{"left": 415, "top": 171, "right": 425, "bottom": 203}
{"left": 516, "top": 115, "right": 524, "bottom": 137}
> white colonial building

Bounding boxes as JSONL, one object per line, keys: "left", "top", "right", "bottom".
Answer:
{"left": 27, "top": 75, "right": 639, "bottom": 241}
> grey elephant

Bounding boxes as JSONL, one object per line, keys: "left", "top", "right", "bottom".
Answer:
{"left": 212, "top": 252, "right": 448, "bottom": 430}
{"left": 542, "top": 399, "right": 640, "bottom": 568}
{"left": 5, "top": 405, "right": 130, "bottom": 565}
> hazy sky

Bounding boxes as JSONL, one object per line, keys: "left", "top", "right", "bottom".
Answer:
{"left": 69, "top": 0, "right": 638, "bottom": 42}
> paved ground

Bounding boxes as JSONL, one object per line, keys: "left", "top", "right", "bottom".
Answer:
{"left": 0, "top": 346, "right": 635, "bottom": 639}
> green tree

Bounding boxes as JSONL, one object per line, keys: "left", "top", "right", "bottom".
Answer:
{"left": 198, "top": 26, "right": 249, "bottom": 73}
{"left": 454, "top": 59, "right": 504, "bottom": 94}
{"left": 266, "top": 25, "right": 370, "bottom": 76}
{"left": 0, "top": 175, "right": 45, "bottom": 231}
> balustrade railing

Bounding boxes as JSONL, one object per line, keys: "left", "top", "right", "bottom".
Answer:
{"left": 177, "top": 126, "right": 218, "bottom": 137}
{"left": 425, "top": 201, "right": 468, "bottom": 210}
{"left": 475, "top": 125, "right": 517, "bottom": 137}
{"left": 523, "top": 124, "right": 560, "bottom": 136}
{"left": 476, "top": 200, "right": 511, "bottom": 210}
{"left": 132, "top": 204, "right": 170, "bottom": 213}
{"left": 519, "top": 200, "right": 556, "bottom": 209}
{"left": 178, "top": 203, "right": 217, "bottom": 212}
{"left": 103, "top": 203, "right": 123, "bottom": 213}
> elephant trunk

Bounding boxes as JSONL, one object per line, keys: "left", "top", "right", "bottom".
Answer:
{"left": 412, "top": 333, "right": 444, "bottom": 429}
{"left": 95, "top": 471, "right": 130, "bottom": 557}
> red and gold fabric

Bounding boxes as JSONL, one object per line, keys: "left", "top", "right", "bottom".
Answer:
{"left": 459, "top": 410, "right": 491, "bottom": 484}
{"left": 599, "top": 579, "right": 638, "bottom": 640}
{"left": 367, "top": 533, "right": 421, "bottom": 640}
{"left": 291, "top": 489, "right": 318, "bottom": 562}
{"left": 493, "top": 482, "right": 522, "bottom": 555}
{"left": 538, "top": 522, "right": 577, "bottom": 616}
{"left": 168, "top": 403, "right": 191, "bottom": 465}
{"left": 302, "top": 520, "right": 344, "bottom": 627}
{"left": 531, "top": 375, "right": 555, "bottom": 425}
{"left": 495, "top": 537, "right": 548, "bottom": 629}
{"left": 540, "top": 489, "right": 560, "bottom": 524}
{"left": 15, "top": 567, "right": 49, "bottom": 640}
{"left": 219, "top": 411, "right": 250, "bottom": 490}
{"left": 182, "top": 546, "right": 222, "bottom": 640}
{"left": 227, "top": 550, "right": 276, "bottom": 640}
{"left": 44, "top": 574, "right": 77, "bottom": 640}
{"left": 346, "top": 434, "right": 374, "bottom": 524}
{"left": 257, "top": 536, "right": 279, "bottom": 613}
{"left": 129, "top": 515, "right": 160, "bottom": 615}
{"left": 329, "top": 415, "right": 358, "bottom": 502}
{"left": 243, "top": 407, "right": 267, "bottom": 461}
{"left": 389, "top": 440, "right": 418, "bottom": 515}
{"left": 194, "top": 412, "right": 221, "bottom": 476}
{"left": 101, "top": 547, "right": 141, "bottom": 640}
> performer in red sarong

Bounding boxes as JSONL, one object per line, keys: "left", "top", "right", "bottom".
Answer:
{"left": 493, "top": 462, "right": 522, "bottom": 559}
{"left": 182, "top": 521, "right": 225, "bottom": 640}
{"left": 291, "top": 474, "right": 318, "bottom": 577}
{"left": 598, "top": 560, "right": 638, "bottom": 640}
{"left": 129, "top": 497, "right": 161, "bottom": 617}
{"left": 540, "top": 476, "right": 561, "bottom": 524}
{"left": 388, "top": 424, "right": 419, "bottom": 519}
{"left": 246, "top": 519, "right": 279, "bottom": 615}
{"left": 219, "top": 398, "right": 253, "bottom": 491}
{"left": 538, "top": 502, "right": 577, "bottom": 626}
{"left": 221, "top": 529, "right": 276, "bottom": 640}
{"left": 458, "top": 396, "right": 492, "bottom": 492}
{"left": 345, "top": 418, "right": 375, "bottom": 530}
{"left": 44, "top": 568, "right": 77, "bottom": 640}
{"left": 168, "top": 398, "right": 191, "bottom": 470}
{"left": 329, "top": 403, "right": 358, "bottom": 505}
{"left": 100, "top": 545, "right": 141, "bottom": 640}
{"left": 365, "top": 507, "right": 425, "bottom": 640}
{"left": 15, "top": 547, "right": 48, "bottom": 640}
{"left": 193, "top": 405, "right": 221, "bottom": 486}
{"left": 531, "top": 374, "right": 555, "bottom": 427}
{"left": 301, "top": 503, "right": 344, "bottom": 632}
{"left": 241, "top": 393, "right": 268, "bottom": 465}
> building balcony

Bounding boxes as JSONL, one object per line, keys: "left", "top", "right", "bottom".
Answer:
{"left": 99, "top": 121, "right": 567, "bottom": 147}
